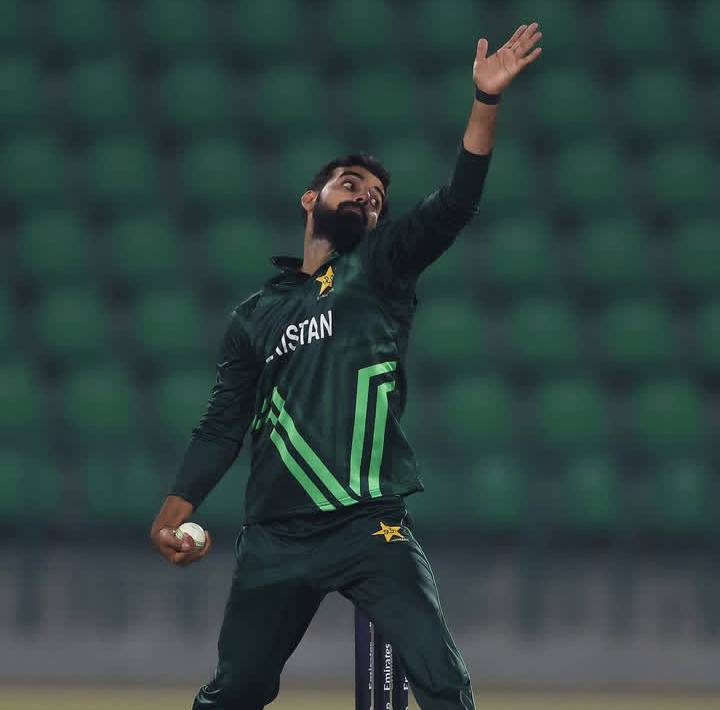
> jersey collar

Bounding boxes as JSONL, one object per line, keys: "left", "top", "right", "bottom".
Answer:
{"left": 270, "top": 255, "right": 304, "bottom": 272}
{"left": 269, "top": 252, "right": 340, "bottom": 276}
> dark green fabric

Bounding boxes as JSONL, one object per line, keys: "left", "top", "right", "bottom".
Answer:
{"left": 192, "top": 498, "right": 475, "bottom": 709}
{"left": 171, "top": 146, "right": 492, "bottom": 523}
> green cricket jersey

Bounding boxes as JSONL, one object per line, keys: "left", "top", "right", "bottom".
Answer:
{"left": 170, "top": 144, "right": 491, "bottom": 524}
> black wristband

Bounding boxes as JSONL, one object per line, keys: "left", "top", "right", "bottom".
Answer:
{"left": 474, "top": 87, "right": 501, "bottom": 105}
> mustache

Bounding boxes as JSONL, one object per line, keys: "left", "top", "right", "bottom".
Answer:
{"left": 338, "top": 202, "right": 368, "bottom": 221}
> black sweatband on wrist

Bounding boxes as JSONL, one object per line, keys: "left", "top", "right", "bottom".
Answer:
{"left": 474, "top": 87, "right": 502, "bottom": 105}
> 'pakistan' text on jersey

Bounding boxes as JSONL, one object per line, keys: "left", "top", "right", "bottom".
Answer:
{"left": 170, "top": 145, "right": 491, "bottom": 524}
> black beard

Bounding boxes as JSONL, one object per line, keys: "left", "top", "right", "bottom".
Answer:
{"left": 312, "top": 200, "right": 368, "bottom": 254}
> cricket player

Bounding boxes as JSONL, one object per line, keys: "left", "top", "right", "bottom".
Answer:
{"left": 151, "top": 23, "right": 542, "bottom": 709}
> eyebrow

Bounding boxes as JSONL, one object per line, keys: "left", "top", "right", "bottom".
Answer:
{"left": 338, "top": 170, "right": 386, "bottom": 205}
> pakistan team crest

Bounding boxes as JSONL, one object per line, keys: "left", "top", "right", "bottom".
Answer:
{"left": 316, "top": 265, "right": 334, "bottom": 299}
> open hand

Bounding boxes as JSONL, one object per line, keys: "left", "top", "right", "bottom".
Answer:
{"left": 473, "top": 22, "right": 543, "bottom": 96}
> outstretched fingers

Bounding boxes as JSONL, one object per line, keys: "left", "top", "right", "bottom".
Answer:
{"left": 500, "top": 24, "right": 528, "bottom": 51}
{"left": 514, "top": 22, "right": 542, "bottom": 58}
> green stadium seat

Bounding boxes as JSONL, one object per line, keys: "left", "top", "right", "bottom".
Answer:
{"left": 503, "top": 299, "right": 582, "bottom": 373}
{"left": 467, "top": 456, "right": 528, "bottom": 533}
{"left": 61, "top": 365, "right": 138, "bottom": 441}
{"left": 0, "top": 0, "right": 32, "bottom": 52}
{"left": 133, "top": 290, "right": 210, "bottom": 366}
{"left": 574, "top": 218, "right": 654, "bottom": 295}
{"left": 646, "top": 143, "right": 717, "bottom": 218}
{"left": 511, "top": 0, "right": 586, "bottom": 66}
{"left": 16, "top": 210, "right": 93, "bottom": 287}
{"left": 414, "top": 0, "right": 486, "bottom": 65}
{"left": 46, "top": 0, "right": 119, "bottom": 55}
{"left": 108, "top": 213, "right": 184, "bottom": 290}
{"left": 695, "top": 302, "right": 720, "bottom": 373}
{"left": 533, "top": 380, "right": 610, "bottom": 453}
{"left": 600, "top": 300, "right": 676, "bottom": 374}
{"left": 0, "top": 363, "right": 46, "bottom": 440}
{"left": 481, "top": 217, "right": 555, "bottom": 294}
{"left": 254, "top": 67, "right": 327, "bottom": 135}
{"left": 179, "top": 140, "right": 254, "bottom": 212}
{"left": 63, "top": 57, "right": 139, "bottom": 133}
{"left": 669, "top": 220, "right": 720, "bottom": 295}
{"left": 602, "top": 0, "right": 674, "bottom": 62}
{"left": 552, "top": 141, "right": 628, "bottom": 217}
{"left": 326, "top": 0, "right": 398, "bottom": 58}
{"left": 153, "top": 369, "right": 214, "bottom": 445}
{"left": 690, "top": 0, "right": 720, "bottom": 66}
{"left": 199, "top": 461, "right": 248, "bottom": 531}
{"left": 206, "top": 217, "right": 276, "bottom": 294}
{"left": 141, "top": 0, "right": 216, "bottom": 56}
{"left": 416, "top": 236, "right": 473, "bottom": 295}
{"left": 84, "top": 138, "right": 160, "bottom": 210}
{"left": 440, "top": 376, "right": 515, "bottom": 453}
{"left": 374, "top": 139, "right": 445, "bottom": 212}
{"left": 404, "top": 474, "right": 463, "bottom": 527}
{"left": 0, "top": 290, "right": 16, "bottom": 358}
{"left": 554, "top": 458, "right": 619, "bottom": 534}
{"left": 33, "top": 289, "right": 110, "bottom": 365}
{"left": 629, "top": 380, "right": 708, "bottom": 455}
{"left": 342, "top": 69, "right": 420, "bottom": 136}
{"left": 530, "top": 67, "right": 608, "bottom": 138}
{"left": 159, "top": 60, "right": 235, "bottom": 135}
{"left": 411, "top": 300, "right": 490, "bottom": 373}
{"left": 0, "top": 448, "right": 62, "bottom": 524}
{"left": 271, "top": 137, "right": 345, "bottom": 199}
{"left": 81, "top": 448, "right": 164, "bottom": 525}
{"left": 622, "top": 67, "right": 696, "bottom": 141}
{"left": 481, "top": 138, "right": 538, "bottom": 218}
{"left": 0, "top": 57, "right": 47, "bottom": 130}
{"left": 230, "top": 0, "right": 305, "bottom": 60}
{"left": 0, "top": 134, "right": 66, "bottom": 207}
{"left": 429, "top": 67, "right": 479, "bottom": 140}
{"left": 648, "top": 460, "right": 714, "bottom": 537}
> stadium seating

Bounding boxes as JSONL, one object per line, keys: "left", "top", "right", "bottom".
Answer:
{"left": 159, "top": 60, "right": 235, "bottom": 135}
{"left": 0, "top": 57, "right": 47, "bottom": 130}
{"left": 16, "top": 210, "right": 94, "bottom": 287}
{"left": 0, "top": 0, "right": 718, "bottom": 543}
{"left": 107, "top": 213, "right": 184, "bottom": 290}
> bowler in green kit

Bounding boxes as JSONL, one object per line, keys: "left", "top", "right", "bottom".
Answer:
{"left": 151, "top": 23, "right": 542, "bottom": 709}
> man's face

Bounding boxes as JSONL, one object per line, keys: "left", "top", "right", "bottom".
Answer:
{"left": 309, "top": 165, "right": 386, "bottom": 253}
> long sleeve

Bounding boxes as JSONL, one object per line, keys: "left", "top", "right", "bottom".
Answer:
{"left": 168, "top": 306, "right": 261, "bottom": 509}
{"left": 363, "top": 143, "right": 492, "bottom": 294}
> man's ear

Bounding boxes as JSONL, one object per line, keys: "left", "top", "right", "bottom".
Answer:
{"left": 300, "top": 189, "right": 317, "bottom": 215}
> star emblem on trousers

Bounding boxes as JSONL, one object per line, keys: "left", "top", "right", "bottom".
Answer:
{"left": 371, "top": 521, "right": 407, "bottom": 543}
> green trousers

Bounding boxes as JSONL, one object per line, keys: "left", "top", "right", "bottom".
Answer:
{"left": 192, "top": 496, "right": 475, "bottom": 710}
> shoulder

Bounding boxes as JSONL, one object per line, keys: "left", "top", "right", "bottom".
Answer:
{"left": 225, "top": 290, "right": 263, "bottom": 340}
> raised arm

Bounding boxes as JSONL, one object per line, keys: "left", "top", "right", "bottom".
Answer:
{"left": 151, "top": 304, "right": 261, "bottom": 566}
{"left": 364, "top": 23, "right": 542, "bottom": 292}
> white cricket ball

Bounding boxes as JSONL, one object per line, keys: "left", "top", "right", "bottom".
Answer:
{"left": 175, "top": 522, "right": 206, "bottom": 549}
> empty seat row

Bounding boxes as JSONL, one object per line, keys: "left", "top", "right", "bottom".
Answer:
{"left": 2, "top": 133, "right": 716, "bottom": 219}
{"left": 1, "top": 359, "right": 714, "bottom": 459}
{"left": 0, "top": 441, "right": 715, "bottom": 538}
{"left": 10, "top": 210, "right": 720, "bottom": 295}
{"left": 1, "top": 54, "right": 710, "bottom": 144}
{"left": 3, "top": 0, "right": 716, "bottom": 67}
{"left": 409, "top": 455, "right": 717, "bottom": 537}
{"left": 8, "top": 284, "right": 720, "bottom": 372}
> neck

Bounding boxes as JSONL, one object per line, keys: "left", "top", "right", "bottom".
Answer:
{"left": 301, "top": 230, "right": 334, "bottom": 275}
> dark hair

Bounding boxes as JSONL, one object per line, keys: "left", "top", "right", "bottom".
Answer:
{"left": 302, "top": 152, "right": 391, "bottom": 224}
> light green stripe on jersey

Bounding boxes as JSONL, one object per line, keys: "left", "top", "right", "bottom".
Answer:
{"left": 349, "top": 360, "right": 397, "bottom": 496}
{"left": 270, "top": 388, "right": 354, "bottom": 505}
{"left": 368, "top": 379, "right": 396, "bottom": 497}
{"left": 268, "top": 421, "right": 336, "bottom": 511}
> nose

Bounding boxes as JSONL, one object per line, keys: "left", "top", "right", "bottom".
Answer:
{"left": 353, "top": 193, "right": 368, "bottom": 204}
